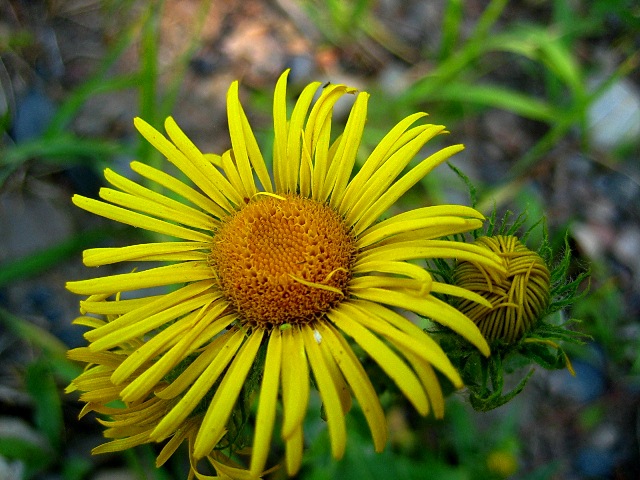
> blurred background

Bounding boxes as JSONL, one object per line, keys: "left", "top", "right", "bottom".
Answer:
{"left": 0, "top": 0, "right": 639, "bottom": 478}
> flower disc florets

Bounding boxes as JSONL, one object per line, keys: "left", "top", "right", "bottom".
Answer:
{"left": 453, "top": 235, "right": 550, "bottom": 344}
{"left": 210, "top": 194, "right": 356, "bottom": 328}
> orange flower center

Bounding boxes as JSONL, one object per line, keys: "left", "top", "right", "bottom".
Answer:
{"left": 210, "top": 194, "right": 356, "bottom": 328}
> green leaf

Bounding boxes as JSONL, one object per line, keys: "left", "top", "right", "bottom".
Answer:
{"left": 25, "top": 361, "right": 64, "bottom": 450}
{"left": 0, "top": 436, "right": 54, "bottom": 478}
{"left": 434, "top": 83, "right": 557, "bottom": 122}
{"left": 0, "top": 308, "right": 68, "bottom": 358}
{"left": 0, "top": 228, "right": 112, "bottom": 288}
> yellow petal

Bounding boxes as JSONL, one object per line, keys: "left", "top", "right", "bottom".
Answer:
{"left": 193, "top": 329, "right": 265, "bottom": 458}
{"left": 354, "top": 144, "right": 465, "bottom": 235}
{"left": 154, "top": 327, "right": 234, "bottom": 400}
{"left": 328, "top": 305, "right": 430, "bottom": 415}
{"left": 130, "top": 161, "right": 222, "bottom": 215}
{"left": 66, "top": 262, "right": 214, "bottom": 296}
{"left": 345, "top": 125, "right": 445, "bottom": 226}
{"left": 227, "top": 81, "right": 258, "bottom": 197}
{"left": 250, "top": 329, "right": 282, "bottom": 476}
{"left": 272, "top": 69, "right": 290, "bottom": 192}
{"left": 325, "top": 91, "right": 369, "bottom": 207}
{"left": 103, "top": 168, "right": 215, "bottom": 229}
{"left": 135, "top": 117, "right": 239, "bottom": 210}
{"left": 83, "top": 280, "right": 215, "bottom": 340}
{"left": 285, "top": 425, "right": 304, "bottom": 476}
{"left": 357, "top": 213, "right": 483, "bottom": 248}
{"left": 83, "top": 242, "right": 209, "bottom": 266}
{"left": 301, "top": 324, "right": 347, "bottom": 460}
{"left": 358, "top": 239, "right": 506, "bottom": 277}
{"left": 316, "top": 322, "right": 387, "bottom": 452}
{"left": 150, "top": 329, "right": 245, "bottom": 442}
{"left": 280, "top": 327, "right": 309, "bottom": 439}
{"left": 352, "top": 287, "right": 490, "bottom": 356}
{"left": 118, "top": 299, "right": 230, "bottom": 401}
{"left": 341, "top": 301, "right": 462, "bottom": 388}
{"left": 283, "top": 80, "right": 322, "bottom": 193}
{"left": 72, "top": 194, "right": 210, "bottom": 242}
{"left": 404, "top": 351, "right": 445, "bottom": 418}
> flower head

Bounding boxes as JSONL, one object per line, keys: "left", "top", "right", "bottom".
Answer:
{"left": 453, "top": 235, "right": 551, "bottom": 343}
{"left": 66, "top": 70, "right": 504, "bottom": 477}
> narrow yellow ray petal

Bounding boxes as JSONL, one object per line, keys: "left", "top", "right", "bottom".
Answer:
{"left": 150, "top": 329, "right": 244, "bottom": 442}
{"left": 110, "top": 317, "right": 191, "bottom": 384}
{"left": 299, "top": 134, "right": 313, "bottom": 197}
{"left": 316, "top": 322, "right": 387, "bottom": 452}
{"left": 92, "top": 432, "right": 150, "bottom": 454}
{"left": 280, "top": 327, "right": 309, "bottom": 439}
{"left": 250, "top": 329, "right": 282, "bottom": 476}
{"left": 163, "top": 117, "right": 242, "bottom": 208}
{"left": 367, "top": 204, "right": 485, "bottom": 231}
{"left": 67, "top": 348, "right": 122, "bottom": 368}
{"left": 103, "top": 168, "right": 214, "bottom": 228}
{"left": 193, "top": 329, "right": 264, "bottom": 458}
{"left": 306, "top": 84, "right": 353, "bottom": 151}
{"left": 240, "top": 105, "right": 273, "bottom": 193}
{"left": 82, "top": 280, "right": 214, "bottom": 340}
{"left": 327, "top": 306, "right": 430, "bottom": 415}
{"left": 345, "top": 125, "right": 444, "bottom": 226}
{"left": 156, "top": 419, "right": 196, "bottom": 467}
{"left": 283, "top": 80, "right": 322, "bottom": 192}
{"left": 301, "top": 325, "right": 347, "bottom": 460}
{"left": 306, "top": 84, "right": 356, "bottom": 200}
{"left": 135, "top": 117, "right": 239, "bottom": 210}
{"left": 404, "top": 351, "right": 445, "bottom": 418}
{"left": 340, "top": 112, "right": 428, "bottom": 216}
{"left": 371, "top": 220, "right": 485, "bottom": 247}
{"left": 130, "top": 161, "right": 222, "bottom": 215}
{"left": 71, "top": 316, "right": 106, "bottom": 329}
{"left": 430, "top": 281, "right": 494, "bottom": 308}
{"left": 352, "top": 287, "right": 490, "bottom": 356}
{"left": 94, "top": 293, "right": 221, "bottom": 354}
{"left": 72, "top": 195, "right": 210, "bottom": 242}
{"left": 352, "top": 260, "right": 433, "bottom": 295}
{"left": 311, "top": 114, "right": 332, "bottom": 200}
{"left": 349, "top": 276, "right": 428, "bottom": 295}
{"left": 227, "top": 81, "right": 257, "bottom": 197}
{"left": 358, "top": 215, "right": 482, "bottom": 248}
{"left": 272, "top": 69, "right": 290, "bottom": 192}
{"left": 318, "top": 329, "right": 352, "bottom": 415}
{"left": 66, "top": 262, "right": 214, "bottom": 296}
{"left": 82, "top": 242, "right": 211, "bottom": 267}
{"left": 327, "top": 91, "right": 368, "bottom": 208}
{"left": 358, "top": 239, "right": 506, "bottom": 276}
{"left": 221, "top": 150, "right": 249, "bottom": 200}
{"left": 354, "top": 144, "right": 465, "bottom": 235}
{"left": 285, "top": 425, "right": 304, "bottom": 476}
{"left": 83, "top": 242, "right": 209, "bottom": 266}
{"left": 118, "top": 300, "right": 229, "bottom": 401}
{"left": 155, "top": 327, "right": 234, "bottom": 400}
{"left": 340, "top": 301, "right": 462, "bottom": 387}
{"left": 99, "top": 187, "right": 213, "bottom": 231}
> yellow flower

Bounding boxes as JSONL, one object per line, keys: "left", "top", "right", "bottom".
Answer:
{"left": 66, "top": 70, "right": 504, "bottom": 477}
{"left": 453, "top": 235, "right": 551, "bottom": 344}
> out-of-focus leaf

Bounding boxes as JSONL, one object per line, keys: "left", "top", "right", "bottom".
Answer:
{"left": 0, "top": 228, "right": 110, "bottom": 289}
{"left": 439, "top": 0, "right": 463, "bottom": 59}
{"left": 0, "top": 308, "right": 68, "bottom": 358}
{"left": 0, "top": 420, "right": 54, "bottom": 479}
{"left": 0, "top": 134, "right": 124, "bottom": 185}
{"left": 25, "top": 361, "right": 64, "bottom": 450}
{"left": 433, "top": 83, "right": 557, "bottom": 122}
